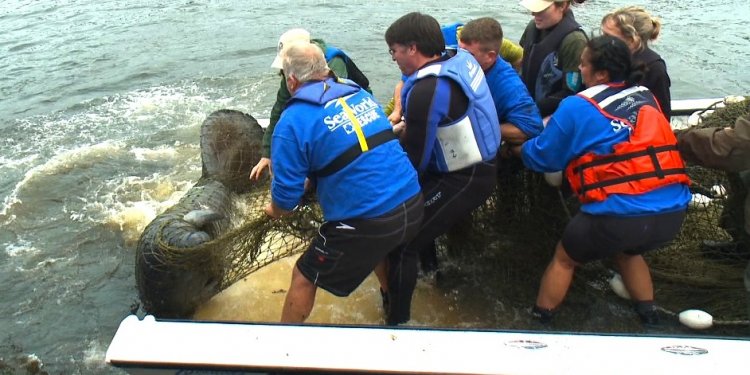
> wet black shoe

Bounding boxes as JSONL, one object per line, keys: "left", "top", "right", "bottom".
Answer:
{"left": 637, "top": 309, "right": 660, "bottom": 327}
{"left": 634, "top": 301, "right": 660, "bottom": 328}
{"left": 531, "top": 305, "right": 554, "bottom": 324}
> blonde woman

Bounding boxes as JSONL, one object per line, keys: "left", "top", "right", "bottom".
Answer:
{"left": 601, "top": 6, "right": 672, "bottom": 119}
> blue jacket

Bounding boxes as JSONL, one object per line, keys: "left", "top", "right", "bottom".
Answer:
{"left": 484, "top": 58, "right": 543, "bottom": 138}
{"left": 401, "top": 49, "right": 501, "bottom": 172}
{"left": 272, "top": 77, "right": 420, "bottom": 221}
{"left": 521, "top": 86, "right": 691, "bottom": 216}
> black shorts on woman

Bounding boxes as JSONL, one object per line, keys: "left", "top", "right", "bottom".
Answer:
{"left": 562, "top": 209, "right": 687, "bottom": 264}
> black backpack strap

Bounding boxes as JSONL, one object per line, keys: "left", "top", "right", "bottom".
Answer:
{"left": 316, "top": 129, "right": 397, "bottom": 178}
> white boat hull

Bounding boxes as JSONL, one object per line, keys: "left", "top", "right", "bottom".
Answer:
{"left": 105, "top": 315, "right": 750, "bottom": 375}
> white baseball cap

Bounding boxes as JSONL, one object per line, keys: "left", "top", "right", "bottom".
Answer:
{"left": 520, "top": 0, "right": 566, "bottom": 13}
{"left": 271, "top": 28, "right": 311, "bottom": 69}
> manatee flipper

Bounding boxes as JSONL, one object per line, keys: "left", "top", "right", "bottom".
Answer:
{"left": 183, "top": 209, "right": 225, "bottom": 228}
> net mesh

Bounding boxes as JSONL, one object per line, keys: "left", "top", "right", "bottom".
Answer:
{"left": 153, "top": 188, "right": 321, "bottom": 290}
{"left": 146, "top": 103, "right": 749, "bottom": 325}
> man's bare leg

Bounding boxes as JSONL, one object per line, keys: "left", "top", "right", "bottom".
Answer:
{"left": 281, "top": 266, "right": 317, "bottom": 323}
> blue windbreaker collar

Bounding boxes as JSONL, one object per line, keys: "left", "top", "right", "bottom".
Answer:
{"left": 292, "top": 77, "right": 359, "bottom": 105}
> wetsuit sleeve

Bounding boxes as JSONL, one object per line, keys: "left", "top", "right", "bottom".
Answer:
{"left": 643, "top": 59, "right": 672, "bottom": 120}
{"left": 328, "top": 56, "right": 349, "bottom": 79}
{"left": 535, "top": 31, "right": 586, "bottom": 117}
{"left": 402, "top": 78, "right": 435, "bottom": 169}
{"left": 270, "top": 116, "right": 307, "bottom": 211}
{"left": 264, "top": 75, "right": 292, "bottom": 158}
{"left": 402, "top": 76, "right": 468, "bottom": 170}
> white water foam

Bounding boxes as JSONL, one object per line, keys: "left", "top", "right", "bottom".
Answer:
{"left": 5, "top": 238, "right": 39, "bottom": 257}
{"left": 129, "top": 145, "right": 179, "bottom": 161}
{"left": 0, "top": 141, "right": 125, "bottom": 223}
{"left": 94, "top": 173, "right": 193, "bottom": 243}
{"left": 82, "top": 339, "right": 109, "bottom": 372}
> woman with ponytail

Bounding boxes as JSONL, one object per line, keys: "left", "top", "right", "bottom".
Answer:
{"left": 520, "top": 35, "right": 691, "bottom": 326}
{"left": 601, "top": 6, "right": 672, "bottom": 119}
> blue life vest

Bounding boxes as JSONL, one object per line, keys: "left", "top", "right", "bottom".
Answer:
{"left": 401, "top": 49, "right": 501, "bottom": 172}
{"left": 441, "top": 22, "right": 463, "bottom": 50}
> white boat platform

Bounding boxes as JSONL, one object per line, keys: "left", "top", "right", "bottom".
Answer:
{"left": 105, "top": 315, "right": 750, "bottom": 375}
{"left": 670, "top": 97, "right": 724, "bottom": 117}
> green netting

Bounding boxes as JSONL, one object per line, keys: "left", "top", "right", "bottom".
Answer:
{"left": 141, "top": 103, "right": 749, "bottom": 325}
{"left": 152, "top": 186, "right": 321, "bottom": 289}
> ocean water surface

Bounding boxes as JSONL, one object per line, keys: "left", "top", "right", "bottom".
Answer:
{"left": 1, "top": 0, "right": 749, "bottom": 373}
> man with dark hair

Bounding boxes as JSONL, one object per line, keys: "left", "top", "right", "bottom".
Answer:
{"left": 383, "top": 12, "right": 501, "bottom": 310}
{"left": 459, "top": 17, "right": 543, "bottom": 154}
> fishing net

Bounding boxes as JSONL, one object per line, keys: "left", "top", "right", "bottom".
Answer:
{"left": 143, "top": 185, "right": 319, "bottom": 288}
{"left": 435, "top": 100, "right": 750, "bottom": 327}
{"left": 140, "top": 104, "right": 749, "bottom": 327}
{"left": 647, "top": 99, "right": 750, "bottom": 323}
{"left": 135, "top": 109, "right": 322, "bottom": 318}
{"left": 209, "top": 189, "right": 320, "bottom": 290}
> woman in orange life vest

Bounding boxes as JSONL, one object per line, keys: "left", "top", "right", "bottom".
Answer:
{"left": 520, "top": 35, "right": 691, "bottom": 326}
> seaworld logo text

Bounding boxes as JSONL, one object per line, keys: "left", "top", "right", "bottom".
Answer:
{"left": 324, "top": 96, "right": 381, "bottom": 134}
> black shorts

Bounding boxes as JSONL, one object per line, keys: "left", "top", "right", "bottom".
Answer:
{"left": 296, "top": 193, "right": 423, "bottom": 297}
{"left": 562, "top": 209, "right": 687, "bottom": 264}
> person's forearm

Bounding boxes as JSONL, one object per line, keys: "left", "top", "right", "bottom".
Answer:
{"left": 500, "top": 123, "right": 528, "bottom": 145}
{"left": 265, "top": 200, "right": 292, "bottom": 219}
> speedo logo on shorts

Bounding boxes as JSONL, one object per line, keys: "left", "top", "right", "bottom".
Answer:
{"left": 424, "top": 191, "right": 442, "bottom": 207}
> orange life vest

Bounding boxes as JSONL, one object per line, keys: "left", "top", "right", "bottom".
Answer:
{"left": 565, "top": 85, "right": 690, "bottom": 203}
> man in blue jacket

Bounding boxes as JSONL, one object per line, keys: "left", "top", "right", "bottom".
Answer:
{"left": 266, "top": 41, "right": 423, "bottom": 325}
{"left": 250, "top": 28, "right": 372, "bottom": 181}
{"left": 458, "top": 17, "right": 543, "bottom": 155}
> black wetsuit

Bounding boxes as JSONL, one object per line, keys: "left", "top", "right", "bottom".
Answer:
{"left": 402, "top": 56, "right": 497, "bottom": 275}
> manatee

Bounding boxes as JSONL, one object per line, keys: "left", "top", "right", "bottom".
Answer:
{"left": 135, "top": 109, "right": 265, "bottom": 318}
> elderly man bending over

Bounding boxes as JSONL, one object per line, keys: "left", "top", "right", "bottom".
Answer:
{"left": 265, "top": 42, "right": 424, "bottom": 325}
